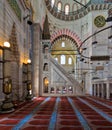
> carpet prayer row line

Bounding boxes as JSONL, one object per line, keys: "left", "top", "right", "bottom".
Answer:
{"left": 0, "top": 96, "right": 112, "bottom": 130}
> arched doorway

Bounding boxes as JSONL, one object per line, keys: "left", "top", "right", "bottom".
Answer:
{"left": 43, "top": 77, "right": 49, "bottom": 93}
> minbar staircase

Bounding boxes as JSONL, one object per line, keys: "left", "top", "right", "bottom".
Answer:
{"left": 49, "top": 55, "right": 83, "bottom": 95}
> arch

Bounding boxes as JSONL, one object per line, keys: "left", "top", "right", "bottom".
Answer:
{"left": 43, "top": 77, "right": 49, "bottom": 93}
{"left": 68, "top": 57, "right": 72, "bottom": 64}
{"left": 43, "top": 63, "right": 48, "bottom": 71}
{"left": 64, "top": 4, "right": 70, "bottom": 15}
{"left": 73, "top": 3, "right": 79, "bottom": 11}
{"left": 50, "top": 28, "right": 82, "bottom": 47}
{"left": 57, "top": 1, "right": 62, "bottom": 12}
{"left": 61, "top": 55, "right": 66, "bottom": 64}
{"left": 43, "top": 44, "right": 49, "bottom": 53}
{"left": 51, "top": 0, "right": 55, "bottom": 7}
{"left": 61, "top": 41, "right": 65, "bottom": 47}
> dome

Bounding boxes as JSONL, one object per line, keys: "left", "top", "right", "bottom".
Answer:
{"left": 45, "top": 0, "right": 111, "bottom": 21}
{"left": 50, "top": 0, "right": 90, "bottom": 12}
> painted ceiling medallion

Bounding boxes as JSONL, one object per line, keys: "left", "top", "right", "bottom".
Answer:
{"left": 94, "top": 15, "right": 106, "bottom": 28}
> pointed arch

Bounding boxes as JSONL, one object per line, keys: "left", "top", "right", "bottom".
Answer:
{"left": 68, "top": 57, "right": 72, "bottom": 64}
{"left": 61, "top": 55, "right": 66, "bottom": 64}
{"left": 61, "top": 41, "right": 65, "bottom": 47}
{"left": 50, "top": 28, "right": 82, "bottom": 47}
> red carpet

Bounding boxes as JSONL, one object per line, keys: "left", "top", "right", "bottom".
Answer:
{"left": 86, "top": 115, "right": 105, "bottom": 120}
{"left": 0, "top": 96, "right": 112, "bottom": 130}
{"left": 0, "top": 119, "right": 20, "bottom": 125}
{"left": 59, "top": 127, "right": 84, "bottom": 130}
{"left": 22, "top": 126, "right": 48, "bottom": 130}
{"left": 71, "top": 96, "right": 112, "bottom": 130}
{"left": 0, "top": 126, "right": 14, "bottom": 130}
{"left": 33, "top": 115, "right": 51, "bottom": 119}
{"left": 96, "top": 128, "right": 112, "bottom": 130}
{"left": 91, "top": 121, "right": 112, "bottom": 126}
{"left": 60, "top": 120, "right": 81, "bottom": 125}
{"left": 55, "top": 97, "right": 83, "bottom": 130}
{"left": 29, "top": 119, "right": 50, "bottom": 125}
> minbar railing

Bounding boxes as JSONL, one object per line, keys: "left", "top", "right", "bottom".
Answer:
{"left": 50, "top": 55, "right": 83, "bottom": 94}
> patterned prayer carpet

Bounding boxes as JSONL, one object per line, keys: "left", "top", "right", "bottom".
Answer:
{"left": 0, "top": 96, "right": 112, "bottom": 130}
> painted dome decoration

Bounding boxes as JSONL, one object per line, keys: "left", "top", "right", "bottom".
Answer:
{"left": 45, "top": 0, "right": 111, "bottom": 21}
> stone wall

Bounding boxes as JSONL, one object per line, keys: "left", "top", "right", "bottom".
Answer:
{"left": 0, "top": 0, "right": 31, "bottom": 101}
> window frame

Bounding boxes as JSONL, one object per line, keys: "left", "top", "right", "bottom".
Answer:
{"left": 61, "top": 55, "right": 66, "bottom": 65}
{"left": 64, "top": 4, "right": 70, "bottom": 15}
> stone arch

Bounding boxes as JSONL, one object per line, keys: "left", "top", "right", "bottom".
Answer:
{"left": 43, "top": 77, "right": 49, "bottom": 93}
{"left": 43, "top": 63, "right": 48, "bottom": 71}
{"left": 50, "top": 28, "right": 82, "bottom": 47}
{"left": 43, "top": 44, "right": 49, "bottom": 53}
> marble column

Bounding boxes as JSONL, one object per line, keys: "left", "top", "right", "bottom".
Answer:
{"left": 94, "top": 84, "right": 96, "bottom": 96}
{"left": 54, "top": 86, "right": 56, "bottom": 94}
{"left": 92, "top": 84, "right": 95, "bottom": 96}
{"left": 106, "top": 82, "right": 110, "bottom": 99}
{"left": 98, "top": 84, "right": 100, "bottom": 97}
{"left": 66, "top": 86, "right": 68, "bottom": 95}
{"left": 32, "top": 23, "right": 41, "bottom": 97}
{"left": 101, "top": 83, "right": 104, "bottom": 98}
{"left": 73, "top": 85, "right": 76, "bottom": 95}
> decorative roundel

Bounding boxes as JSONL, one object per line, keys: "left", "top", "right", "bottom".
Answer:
{"left": 94, "top": 15, "right": 106, "bottom": 28}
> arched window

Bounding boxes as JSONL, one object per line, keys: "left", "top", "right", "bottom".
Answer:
{"left": 65, "top": 4, "right": 69, "bottom": 15}
{"left": 68, "top": 57, "right": 72, "bottom": 64}
{"left": 43, "top": 63, "right": 48, "bottom": 71}
{"left": 43, "top": 77, "right": 49, "bottom": 93}
{"left": 61, "top": 55, "right": 66, "bottom": 64}
{"left": 73, "top": 3, "right": 79, "bottom": 11}
{"left": 51, "top": 0, "right": 55, "bottom": 7}
{"left": 57, "top": 2, "right": 62, "bottom": 12}
{"left": 61, "top": 41, "right": 65, "bottom": 47}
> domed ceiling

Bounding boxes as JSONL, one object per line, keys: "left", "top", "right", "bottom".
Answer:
{"left": 45, "top": 0, "right": 111, "bottom": 21}
{"left": 50, "top": 0, "right": 90, "bottom": 12}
